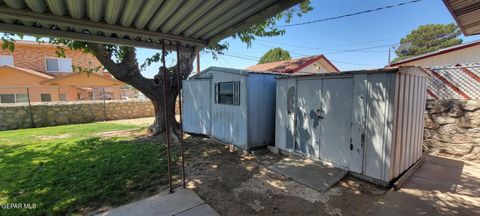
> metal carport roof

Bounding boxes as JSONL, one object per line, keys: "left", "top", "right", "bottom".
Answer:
{"left": 0, "top": 0, "right": 303, "bottom": 51}
{"left": 443, "top": 0, "right": 480, "bottom": 36}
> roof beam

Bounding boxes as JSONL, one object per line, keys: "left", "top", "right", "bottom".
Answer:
{"left": 0, "top": 6, "right": 207, "bottom": 47}
{"left": 0, "top": 23, "right": 194, "bottom": 52}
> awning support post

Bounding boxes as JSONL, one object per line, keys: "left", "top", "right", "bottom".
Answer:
{"left": 176, "top": 42, "right": 186, "bottom": 188}
{"left": 162, "top": 40, "right": 173, "bottom": 193}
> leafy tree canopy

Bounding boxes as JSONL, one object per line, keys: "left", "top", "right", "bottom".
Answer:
{"left": 0, "top": 1, "right": 313, "bottom": 137}
{"left": 393, "top": 23, "right": 462, "bottom": 62}
{"left": 258, "top": 47, "right": 292, "bottom": 64}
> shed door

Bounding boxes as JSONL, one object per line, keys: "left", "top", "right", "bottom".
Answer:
{"left": 295, "top": 79, "right": 321, "bottom": 157}
{"left": 319, "top": 78, "right": 354, "bottom": 168}
{"left": 182, "top": 79, "right": 211, "bottom": 135}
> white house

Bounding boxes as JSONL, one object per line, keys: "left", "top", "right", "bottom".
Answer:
{"left": 246, "top": 55, "right": 339, "bottom": 74}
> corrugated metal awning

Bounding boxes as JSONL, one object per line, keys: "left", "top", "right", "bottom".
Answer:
{"left": 443, "top": 0, "right": 480, "bottom": 36}
{"left": 0, "top": 0, "right": 303, "bottom": 51}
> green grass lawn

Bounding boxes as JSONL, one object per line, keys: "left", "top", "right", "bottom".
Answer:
{"left": 0, "top": 122, "right": 173, "bottom": 215}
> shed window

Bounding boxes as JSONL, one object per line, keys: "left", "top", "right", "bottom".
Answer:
{"left": 0, "top": 55, "right": 14, "bottom": 66}
{"left": 40, "top": 93, "right": 52, "bottom": 102}
{"left": 46, "top": 58, "right": 72, "bottom": 72}
{"left": 215, "top": 81, "right": 240, "bottom": 105}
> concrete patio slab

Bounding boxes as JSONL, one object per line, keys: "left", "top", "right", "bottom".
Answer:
{"left": 97, "top": 188, "right": 219, "bottom": 216}
{"left": 264, "top": 157, "right": 347, "bottom": 192}
{"left": 367, "top": 155, "right": 480, "bottom": 216}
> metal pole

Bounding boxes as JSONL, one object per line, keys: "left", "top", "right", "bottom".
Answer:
{"left": 176, "top": 42, "right": 186, "bottom": 188}
{"left": 103, "top": 88, "right": 107, "bottom": 121}
{"left": 388, "top": 47, "right": 391, "bottom": 66}
{"left": 162, "top": 40, "right": 173, "bottom": 193}
{"left": 57, "top": 87, "right": 61, "bottom": 101}
{"left": 196, "top": 51, "right": 200, "bottom": 74}
{"left": 26, "top": 87, "right": 34, "bottom": 128}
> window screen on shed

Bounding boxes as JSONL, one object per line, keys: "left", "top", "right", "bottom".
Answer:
{"left": 215, "top": 81, "right": 240, "bottom": 105}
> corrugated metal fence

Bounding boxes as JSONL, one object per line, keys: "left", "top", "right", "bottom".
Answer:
{"left": 425, "top": 63, "right": 480, "bottom": 99}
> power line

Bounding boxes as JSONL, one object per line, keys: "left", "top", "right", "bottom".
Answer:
{"left": 223, "top": 53, "right": 258, "bottom": 61}
{"left": 329, "top": 59, "right": 382, "bottom": 67}
{"left": 253, "top": 41, "right": 397, "bottom": 56}
{"left": 273, "top": 0, "right": 423, "bottom": 28}
{"left": 223, "top": 50, "right": 382, "bottom": 68}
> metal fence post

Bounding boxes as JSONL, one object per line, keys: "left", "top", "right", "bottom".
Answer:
{"left": 26, "top": 87, "right": 34, "bottom": 128}
{"left": 162, "top": 40, "right": 173, "bottom": 193}
{"left": 103, "top": 88, "right": 107, "bottom": 121}
{"left": 176, "top": 42, "right": 186, "bottom": 188}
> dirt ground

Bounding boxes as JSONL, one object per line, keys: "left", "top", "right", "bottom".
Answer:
{"left": 99, "top": 117, "right": 478, "bottom": 215}
{"left": 183, "top": 137, "right": 388, "bottom": 216}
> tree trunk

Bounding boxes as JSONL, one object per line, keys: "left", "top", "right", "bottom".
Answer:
{"left": 87, "top": 43, "right": 196, "bottom": 139}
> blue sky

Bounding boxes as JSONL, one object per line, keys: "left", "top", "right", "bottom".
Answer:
{"left": 13, "top": 0, "right": 480, "bottom": 78}
{"left": 136, "top": 0, "right": 480, "bottom": 78}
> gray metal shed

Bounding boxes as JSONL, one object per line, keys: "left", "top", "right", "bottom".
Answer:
{"left": 275, "top": 66, "right": 429, "bottom": 184}
{"left": 182, "top": 67, "right": 277, "bottom": 149}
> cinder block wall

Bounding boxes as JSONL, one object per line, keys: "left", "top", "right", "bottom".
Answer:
{"left": 0, "top": 100, "right": 154, "bottom": 131}
{"left": 424, "top": 99, "right": 480, "bottom": 161}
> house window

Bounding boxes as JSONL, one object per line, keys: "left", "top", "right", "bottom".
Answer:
{"left": 15, "top": 94, "right": 28, "bottom": 103}
{"left": 0, "top": 94, "right": 15, "bottom": 103}
{"left": 40, "top": 93, "right": 52, "bottom": 102}
{"left": 59, "top": 94, "right": 67, "bottom": 101}
{"left": 0, "top": 94, "right": 29, "bottom": 103}
{"left": 45, "top": 58, "right": 73, "bottom": 72}
{"left": 0, "top": 55, "right": 14, "bottom": 66}
{"left": 215, "top": 81, "right": 240, "bottom": 105}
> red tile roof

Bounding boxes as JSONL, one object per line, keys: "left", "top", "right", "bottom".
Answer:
{"left": 246, "top": 55, "right": 339, "bottom": 73}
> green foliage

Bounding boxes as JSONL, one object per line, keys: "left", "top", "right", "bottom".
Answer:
{"left": 393, "top": 23, "right": 462, "bottom": 62}
{"left": 258, "top": 47, "right": 292, "bottom": 64}
{"left": 1, "top": 33, "right": 22, "bottom": 53}
{"left": 0, "top": 122, "right": 172, "bottom": 215}
{"left": 0, "top": 1, "right": 312, "bottom": 68}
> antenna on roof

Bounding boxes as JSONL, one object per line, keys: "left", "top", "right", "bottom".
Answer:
{"left": 397, "top": 42, "right": 412, "bottom": 55}
{"left": 388, "top": 42, "right": 412, "bottom": 66}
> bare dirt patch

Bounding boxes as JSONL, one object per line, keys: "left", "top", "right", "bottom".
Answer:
{"left": 37, "top": 134, "right": 72, "bottom": 140}
{"left": 183, "top": 137, "right": 388, "bottom": 216}
{"left": 96, "top": 129, "right": 143, "bottom": 138}
{"left": 101, "top": 117, "right": 155, "bottom": 126}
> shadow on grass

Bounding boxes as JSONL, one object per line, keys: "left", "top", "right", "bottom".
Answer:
{"left": 0, "top": 135, "right": 178, "bottom": 216}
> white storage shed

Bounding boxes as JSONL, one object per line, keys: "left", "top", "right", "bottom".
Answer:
{"left": 182, "top": 67, "right": 277, "bottom": 149}
{"left": 275, "top": 66, "right": 429, "bottom": 184}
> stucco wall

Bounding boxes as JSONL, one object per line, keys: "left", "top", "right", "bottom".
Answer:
{"left": 0, "top": 100, "right": 154, "bottom": 130}
{"left": 424, "top": 99, "right": 480, "bottom": 161}
{"left": 0, "top": 42, "right": 102, "bottom": 73}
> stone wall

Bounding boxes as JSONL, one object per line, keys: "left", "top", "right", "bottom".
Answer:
{"left": 0, "top": 100, "right": 155, "bottom": 131}
{"left": 425, "top": 100, "right": 480, "bottom": 161}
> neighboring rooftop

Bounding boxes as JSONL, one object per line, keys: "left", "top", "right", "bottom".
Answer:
{"left": 246, "top": 55, "right": 339, "bottom": 74}
{"left": 389, "top": 40, "right": 480, "bottom": 66}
